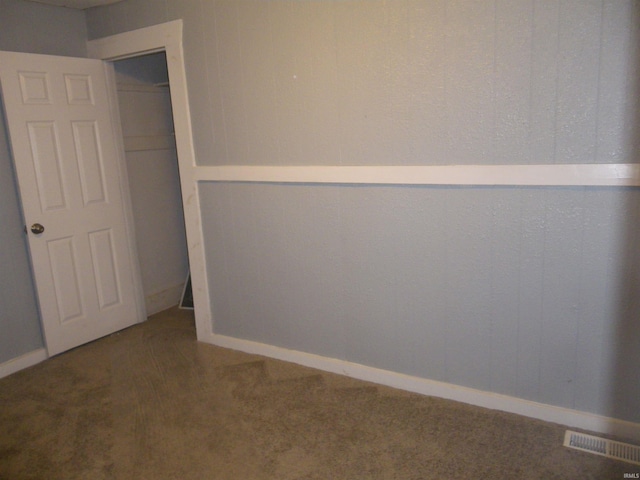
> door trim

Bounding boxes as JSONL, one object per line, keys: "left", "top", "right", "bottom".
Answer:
{"left": 87, "top": 20, "right": 213, "bottom": 341}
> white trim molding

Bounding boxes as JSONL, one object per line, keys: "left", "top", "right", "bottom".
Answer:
{"left": 210, "top": 333, "right": 640, "bottom": 443}
{"left": 0, "top": 349, "right": 48, "bottom": 380}
{"left": 194, "top": 163, "right": 640, "bottom": 187}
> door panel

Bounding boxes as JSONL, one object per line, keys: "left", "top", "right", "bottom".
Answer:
{"left": 72, "top": 120, "right": 108, "bottom": 205}
{"left": 89, "top": 228, "right": 121, "bottom": 309}
{"left": 48, "top": 236, "right": 84, "bottom": 322}
{"left": 28, "top": 121, "right": 68, "bottom": 211}
{"left": 0, "top": 51, "right": 143, "bottom": 356}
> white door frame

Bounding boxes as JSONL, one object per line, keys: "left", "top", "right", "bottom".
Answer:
{"left": 87, "top": 20, "right": 213, "bottom": 341}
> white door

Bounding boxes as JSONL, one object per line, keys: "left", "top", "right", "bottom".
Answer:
{"left": 0, "top": 51, "right": 144, "bottom": 356}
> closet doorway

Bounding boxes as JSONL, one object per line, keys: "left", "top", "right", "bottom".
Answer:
{"left": 88, "top": 20, "right": 213, "bottom": 341}
{"left": 114, "top": 52, "right": 189, "bottom": 316}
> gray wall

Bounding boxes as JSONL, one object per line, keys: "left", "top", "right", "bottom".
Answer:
{"left": 0, "top": 96, "right": 42, "bottom": 363}
{"left": 201, "top": 183, "right": 640, "bottom": 424}
{"left": 87, "top": 0, "right": 640, "bottom": 168}
{"left": 0, "top": 0, "right": 87, "bottom": 57}
{"left": 0, "top": 0, "right": 87, "bottom": 363}
{"left": 84, "top": 0, "right": 639, "bottom": 425}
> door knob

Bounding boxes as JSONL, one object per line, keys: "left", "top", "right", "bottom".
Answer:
{"left": 30, "top": 223, "right": 45, "bottom": 234}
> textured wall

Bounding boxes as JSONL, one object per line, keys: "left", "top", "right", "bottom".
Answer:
{"left": 85, "top": 0, "right": 640, "bottom": 423}
{"left": 0, "top": 0, "right": 87, "bottom": 57}
{"left": 0, "top": 0, "right": 88, "bottom": 363}
{"left": 200, "top": 183, "right": 640, "bottom": 423}
{"left": 0, "top": 97, "right": 43, "bottom": 364}
{"left": 87, "top": 0, "right": 640, "bottom": 167}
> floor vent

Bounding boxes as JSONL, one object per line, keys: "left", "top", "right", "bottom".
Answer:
{"left": 564, "top": 430, "right": 640, "bottom": 466}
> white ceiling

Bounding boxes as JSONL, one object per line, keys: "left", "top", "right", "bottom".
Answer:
{"left": 22, "top": 0, "right": 123, "bottom": 9}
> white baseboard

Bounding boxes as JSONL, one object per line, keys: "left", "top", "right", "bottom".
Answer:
{"left": 145, "top": 282, "right": 185, "bottom": 316}
{"left": 209, "top": 333, "right": 640, "bottom": 443}
{"left": 0, "top": 348, "right": 48, "bottom": 380}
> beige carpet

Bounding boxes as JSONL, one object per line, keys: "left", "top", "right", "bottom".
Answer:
{"left": 1, "top": 307, "right": 637, "bottom": 479}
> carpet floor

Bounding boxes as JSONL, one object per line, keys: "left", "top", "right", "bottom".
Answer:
{"left": 1, "top": 307, "right": 638, "bottom": 479}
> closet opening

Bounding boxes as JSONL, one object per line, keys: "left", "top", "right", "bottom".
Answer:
{"left": 113, "top": 52, "right": 190, "bottom": 317}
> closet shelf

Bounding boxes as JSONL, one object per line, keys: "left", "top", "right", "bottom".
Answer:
{"left": 117, "top": 82, "right": 168, "bottom": 93}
